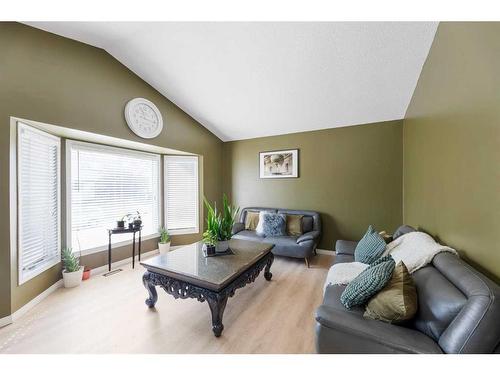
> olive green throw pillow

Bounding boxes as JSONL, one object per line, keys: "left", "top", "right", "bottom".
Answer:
{"left": 245, "top": 211, "right": 260, "bottom": 231}
{"left": 340, "top": 255, "right": 396, "bottom": 309}
{"left": 364, "top": 261, "right": 418, "bottom": 323}
{"left": 286, "top": 214, "right": 303, "bottom": 236}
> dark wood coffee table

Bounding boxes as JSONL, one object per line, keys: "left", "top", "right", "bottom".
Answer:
{"left": 140, "top": 239, "right": 274, "bottom": 337}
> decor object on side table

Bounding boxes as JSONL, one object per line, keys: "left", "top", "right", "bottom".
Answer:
{"left": 203, "top": 194, "right": 240, "bottom": 253}
{"left": 61, "top": 247, "right": 84, "bottom": 288}
{"left": 259, "top": 149, "right": 298, "bottom": 178}
{"left": 158, "top": 227, "right": 171, "bottom": 254}
{"left": 125, "top": 97, "right": 163, "bottom": 139}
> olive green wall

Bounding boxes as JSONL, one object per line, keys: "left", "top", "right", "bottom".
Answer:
{"left": 0, "top": 23, "right": 223, "bottom": 318}
{"left": 403, "top": 22, "right": 500, "bottom": 282}
{"left": 223, "top": 120, "right": 403, "bottom": 250}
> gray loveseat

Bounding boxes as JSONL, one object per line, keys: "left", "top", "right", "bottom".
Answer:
{"left": 232, "top": 207, "right": 321, "bottom": 267}
{"left": 315, "top": 225, "right": 500, "bottom": 354}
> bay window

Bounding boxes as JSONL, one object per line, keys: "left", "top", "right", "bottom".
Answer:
{"left": 67, "top": 141, "right": 160, "bottom": 253}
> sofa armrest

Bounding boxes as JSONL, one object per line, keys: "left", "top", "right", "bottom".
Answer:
{"left": 297, "top": 230, "right": 320, "bottom": 244}
{"left": 232, "top": 222, "right": 245, "bottom": 235}
{"left": 335, "top": 240, "right": 358, "bottom": 256}
{"left": 315, "top": 305, "right": 442, "bottom": 354}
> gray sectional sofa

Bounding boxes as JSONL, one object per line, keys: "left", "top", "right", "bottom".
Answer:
{"left": 315, "top": 225, "right": 500, "bottom": 354}
{"left": 232, "top": 207, "right": 321, "bottom": 267}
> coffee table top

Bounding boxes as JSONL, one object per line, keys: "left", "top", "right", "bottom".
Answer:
{"left": 140, "top": 239, "right": 274, "bottom": 291}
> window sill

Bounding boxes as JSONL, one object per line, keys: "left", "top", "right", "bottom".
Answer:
{"left": 75, "top": 233, "right": 160, "bottom": 257}
{"left": 167, "top": 228, "right": 199, "bottom": 236}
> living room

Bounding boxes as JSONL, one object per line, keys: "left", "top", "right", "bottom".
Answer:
{"left": 1, "top": 0, "right": 499, "bottom": 372}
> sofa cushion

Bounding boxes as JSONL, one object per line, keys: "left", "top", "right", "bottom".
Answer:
{"left": 262, "top": 235, "right": 311, "bottom": 258}
{"left": 354, "top": 225, "right": 386, "bottom": 264}
{"left": 262, "top": 213, "right": 287, "bottom": 236}
{"left": 335, "top": 240, "right": 357, "bottom": 256}
{"left": 315, "top": 304, "right": 443, "bottom": 354}
{"left": 286, "top": 214, "right": 303, "bottom": 236}
{"left": 255, "top": 210, "right": 274, "bottom": 236}
{"left": 364, "top": 261, "right": 418, "bottom": 323}
{"left": 244, "top": 211, "right": 260, "bottom": 230}
{"left": 341, "top": 255, "right": 396, "bottom": 309}
{"left": 232, "top": 230, "right": 264, "bottom": 242}
{"left": 393, "top": 225, "right": 416, "bottom": 240}
{"left": 302, "top": 216, "right": 313, "bottom": 233}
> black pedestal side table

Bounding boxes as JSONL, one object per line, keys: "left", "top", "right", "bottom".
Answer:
{"left": 106, "top": 226, "right": 142, "bottom": 275}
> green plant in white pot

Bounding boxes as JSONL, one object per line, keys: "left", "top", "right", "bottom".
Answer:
{"left": 203, "top": 194, "right": 239, "bottom": 253}
{"left": 158, "top": 227, "right": 171, "bottom": 254}
{"left": 61, "top": 247, "right": 84, "bottom": 288}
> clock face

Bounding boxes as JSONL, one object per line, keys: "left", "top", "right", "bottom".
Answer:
{"left": 125, "top": 98, "right": 163, "bottom": 138}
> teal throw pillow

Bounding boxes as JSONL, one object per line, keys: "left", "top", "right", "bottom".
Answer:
{"left": 354, "top": 225, "right": 386, "bottom": 264}
{"left": 340, "top": 255, "right": 396, "bottom": 309}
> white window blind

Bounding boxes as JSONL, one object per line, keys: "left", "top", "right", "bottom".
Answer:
{"left": 18, "top": 123, "right": 61, "bottom": 284}
{"left": 68, "top": 142, "right": 160, "bottom": 252}
{"left": 164, "top": 155, "right": 199, "bottom": 234}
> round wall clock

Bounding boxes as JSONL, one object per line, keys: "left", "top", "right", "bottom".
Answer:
{"left": 124, "top": 98, "right": 164, "bottom": 139}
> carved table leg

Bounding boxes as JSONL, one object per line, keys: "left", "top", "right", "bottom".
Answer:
{"left": 142, "top": 271, "right": 158, "bottom": 308}
{"left": 264, "top": 253, "right": 274, "bottom": 281}
{"left": 206, "top": 293, "right": 229, "bottom": 337}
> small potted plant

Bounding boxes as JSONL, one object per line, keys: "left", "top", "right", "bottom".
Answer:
{"left": 158, "top": 227, "right": 171, "bottom": 254}
{"left": 117, "top": 213, "right": 131, "bottom": 228}
{"left": 61, "top": 247, "right": 84, "bottom": 288}
{"left": 203, "top": 194, "right": 239, "bottom": 253}
{"left": 133, "top": 211, "right": 142, "bottom": 229}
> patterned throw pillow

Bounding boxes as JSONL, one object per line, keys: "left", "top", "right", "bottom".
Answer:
{"left": 255, "top": 211, "right": 273, "bottom": 236}
{"left": 354, "top": 225, "right": 387, "bottom": 264}
{"left": 262, "top": 213, "right": 287, "bottom": 237}
{"left": 340, "top": 255, "right": 396, "bottom": 309}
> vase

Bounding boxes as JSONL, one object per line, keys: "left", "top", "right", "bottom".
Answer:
{"left": 216, "top": 240, "right": 230, "bottom": 253}
{"left": 62, "top": 266, "right": 84, "bottom": 288}
{"left": 158, "top": 241, "right": 171, "bottom": 255}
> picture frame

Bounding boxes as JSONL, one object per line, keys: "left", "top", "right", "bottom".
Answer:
{"left": 259, "top": 149, "right": 299, "bottom": 179}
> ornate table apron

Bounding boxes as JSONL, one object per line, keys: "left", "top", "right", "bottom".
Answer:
{"left": 142, "top": 252, "right": 274, "bottom": 337}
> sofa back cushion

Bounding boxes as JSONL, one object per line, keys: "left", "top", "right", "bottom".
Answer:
{"left": 239, "top": 208, "right": 321, "bottom": 235}
{"left": 244, "top": 211, "right": 260, "bottom": 230}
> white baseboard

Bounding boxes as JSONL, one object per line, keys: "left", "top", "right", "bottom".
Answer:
{"left": 316, "top": 249, "right": 334, "bottom": 256}
{"left": 87, "top": 248, "right": 161, "bottom": 276}
{"left": 0, "top": 279, "right": 65, "bottom": 328}
{"left": 0, "top": 315, "right": 12, "bottom": 328}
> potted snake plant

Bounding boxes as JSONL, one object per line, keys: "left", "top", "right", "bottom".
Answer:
{"left": 203, "top": 194, "right": 239, "bottom": 253}
{"left": 158, "top": 227, "right": 171, "bottom": 254}
{"left": 61, "top": 247, "right": 84, "bottom": 288}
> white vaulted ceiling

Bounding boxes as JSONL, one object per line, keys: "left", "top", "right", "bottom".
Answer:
{"left": 25, "top": 22, "right": 438, "bottom": 141}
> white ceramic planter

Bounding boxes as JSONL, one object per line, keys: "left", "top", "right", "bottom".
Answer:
{"left": 159, "top": 242, "right": 171, "bottom": 255}
{"left": 216, "top": 240, "right": 230, "bottom": 253}
{"left": 62, "top": 266, "right": 84, "bottom": 288}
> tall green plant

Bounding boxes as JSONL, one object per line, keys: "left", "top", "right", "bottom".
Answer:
{"left": 203, "top": 194, "right": 239, "bottom": 244}
{"left": 61, "top": 247, "right": 80, "bottom": 273}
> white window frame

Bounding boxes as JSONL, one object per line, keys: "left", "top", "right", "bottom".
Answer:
{"left": 17, "top": 122, "right": 61, "bottom": 285}
{"left": 164, "top": 155, "right": 200, "bottom": 235}
{"left": 66, "top": 140, "right": 162, "bottom": 256}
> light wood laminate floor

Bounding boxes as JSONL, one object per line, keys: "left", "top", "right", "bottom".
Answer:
{"left": 0, "top": 253, "right": 333, "bottom": 354}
